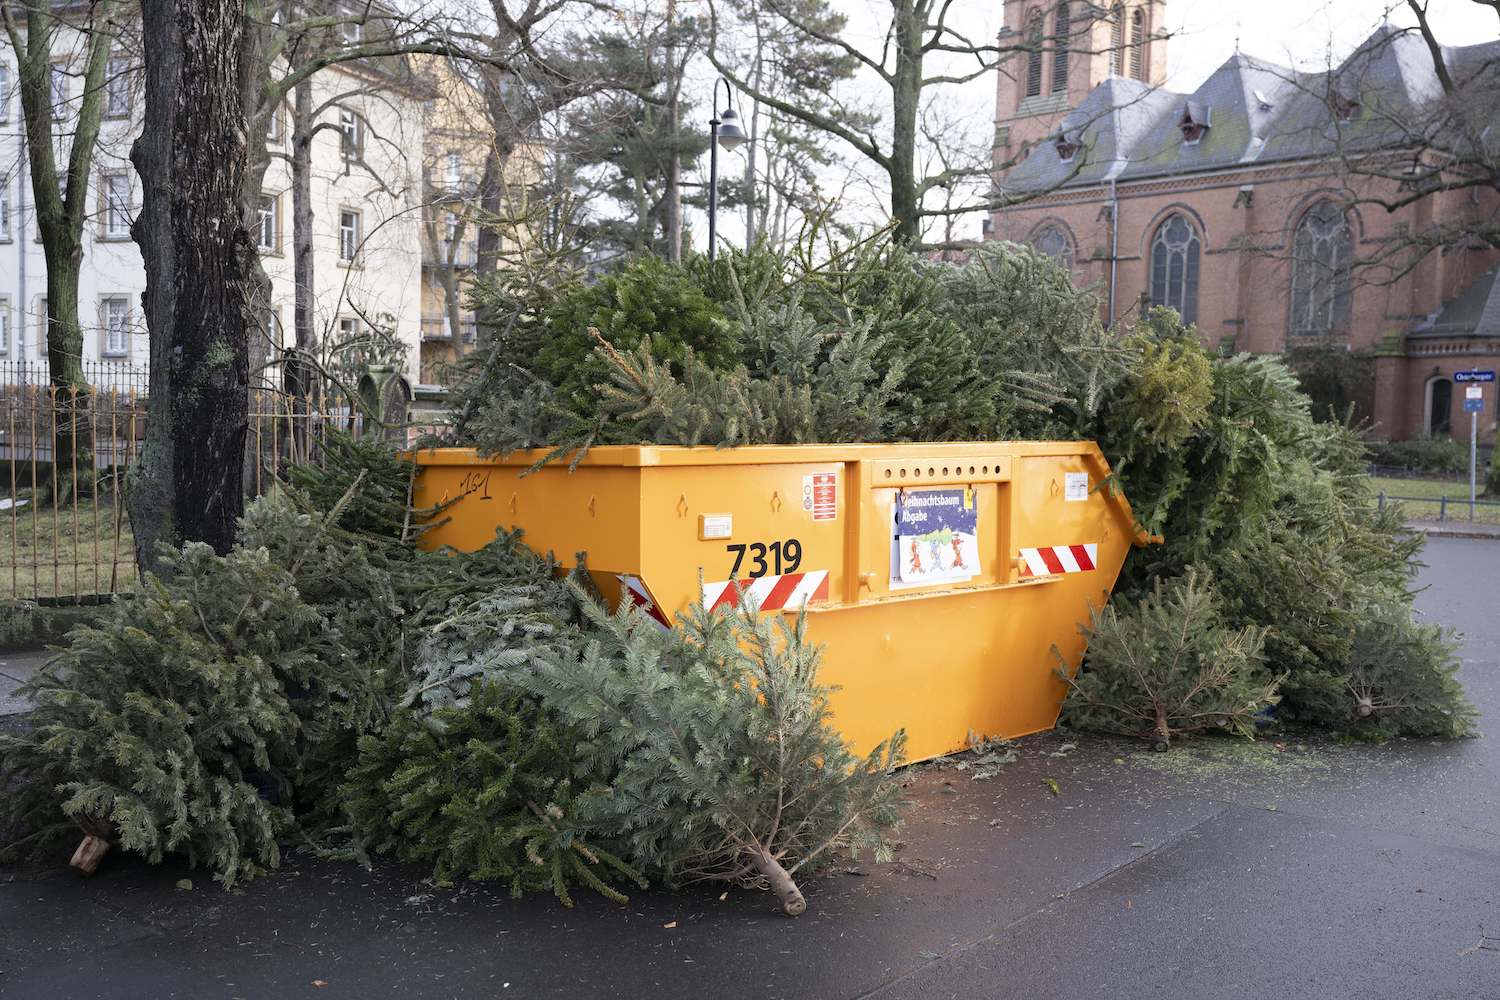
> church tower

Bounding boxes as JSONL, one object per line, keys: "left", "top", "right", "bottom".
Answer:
{"left": 992, "top": 1, "right": 1169, "bottom": 177}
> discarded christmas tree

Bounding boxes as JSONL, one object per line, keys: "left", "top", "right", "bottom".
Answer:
{"left": 522, "top": 589, "right": 906, "bottom": 916}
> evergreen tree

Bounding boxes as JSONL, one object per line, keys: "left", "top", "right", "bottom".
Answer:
{"left": 1057, "top": 569, "right": 1283, "bottom": 749}
{"left": 521, "top": 591, "right": 906, "bottom": 916}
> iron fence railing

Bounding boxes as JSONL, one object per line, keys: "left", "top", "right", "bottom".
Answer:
{"left": 2, "top": 375, "right": 443, "bottom": 603}
{"left": 0, "top": 360, "right": 150, "bottom": 394}
{"left": 1376, "top": 491, "right": 1500, "bottom": 523}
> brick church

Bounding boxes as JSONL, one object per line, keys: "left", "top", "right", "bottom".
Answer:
{"left": 987, "top": 0, "right": 1500, "bottom": 441}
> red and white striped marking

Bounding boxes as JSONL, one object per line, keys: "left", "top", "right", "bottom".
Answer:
{"left": 1019, "top": 544, "right": 1097, "bottom": 577}
{"left": 702, "top": 571, "right": 829, "bottom": 613}
{"left": 616, "top": 574, "right": 673, "bottom": 630}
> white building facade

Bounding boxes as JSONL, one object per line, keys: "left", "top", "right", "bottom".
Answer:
{"left": 1, "top": 20, "right": 437, "bottom": 390}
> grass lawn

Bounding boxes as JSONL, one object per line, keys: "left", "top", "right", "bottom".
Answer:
{"left": 1368, "top": 475, "right": 1500, "bottom": 525}
{"left": 0, "top": 494, "right": 137, "bottom": 600}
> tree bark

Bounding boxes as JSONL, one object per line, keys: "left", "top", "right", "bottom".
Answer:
{"left": 888, "top": 2, "right": 922, "bottom": 246}
{"left": 662, "top": 0, "right": 682, "bottom": 261}
{"left": 130, "top": 0, "right": 254, "bottom": 570}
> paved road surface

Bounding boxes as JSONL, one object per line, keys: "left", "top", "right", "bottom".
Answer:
{"left": 1, "top": 537, "right": 1496, "bottom": 998}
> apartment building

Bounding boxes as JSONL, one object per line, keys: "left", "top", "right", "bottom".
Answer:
{"left": 0, "top": 12, "right": 494, "bottom": 392}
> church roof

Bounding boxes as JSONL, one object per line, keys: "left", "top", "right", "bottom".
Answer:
{"left": 1411, "top": 269, "right": 1500, "bottom": 340}
{"left": 1000, "top": 25, "right": 1500, "bottom": 195}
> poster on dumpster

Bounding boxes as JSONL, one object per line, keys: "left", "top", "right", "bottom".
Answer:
{"left": 892, "top": 488, "right": 979, "bottom": 586}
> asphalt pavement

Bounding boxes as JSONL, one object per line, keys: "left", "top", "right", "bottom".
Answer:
{"left": 1, "top": 536, "right": 1496, "bottom": 999}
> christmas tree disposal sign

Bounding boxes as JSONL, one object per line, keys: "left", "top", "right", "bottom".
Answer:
{"left": 893, "top": 488, "right": 979, "bottom": 586}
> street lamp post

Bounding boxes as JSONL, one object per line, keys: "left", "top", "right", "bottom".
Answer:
{"left": 708, "top": 77, "right": 748, "bottom": 261}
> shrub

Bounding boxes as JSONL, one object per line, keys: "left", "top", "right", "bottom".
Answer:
{"left": 1366, "top": 438, "right": 1467, "bottom": 475}
{"left": 1057, "top": 568, "right": 1283, "bottom": 749}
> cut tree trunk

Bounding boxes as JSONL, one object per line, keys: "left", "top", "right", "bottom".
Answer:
{"left": 69, "top": 834, "right": 110, "bottom": 876}
{"left": 749, "top": 845, "right": 806, "bottom": 917}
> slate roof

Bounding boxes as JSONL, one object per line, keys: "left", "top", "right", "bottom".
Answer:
{"left": 1411, "top": 269, "right": 1500, "bottom": 340}
{"left": 1000, "top": 24, "right": 1500, "bottom": 195}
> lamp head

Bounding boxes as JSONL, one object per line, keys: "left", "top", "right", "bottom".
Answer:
{"left": 716, "top": 107, "right": 749, "bottom": 151}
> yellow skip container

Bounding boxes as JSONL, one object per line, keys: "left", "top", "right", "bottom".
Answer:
{"left": 412, "top": 442, "right": 1148, "bottom": 763}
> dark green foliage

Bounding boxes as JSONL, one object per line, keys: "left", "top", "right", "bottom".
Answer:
{"left": 521, "top": 590, "right": 905, "bottom": 915}
{"left": 532, "top": 256, "right": 737, "bottom": 405}
{"left": 339, "top": 683, "right": 644, "bottom": 904}
{"left": 1366, "top": 437, "right": 1467, "bottom": 475}
{"left": 1489, "top": 430, "right": 1500, "bottom": 496}
{"left": 285, "top": 430, "right": 416, "bottom": 540}
{"left": 1284, "top": 345, "right": 1375, "bottom": 425}
{"left": 0, "top": 542, "right": 340, "bottom": 884}
{"left": 1057, "top": 569, "right": 1283, "bottom": 748}
{"left": 448, "top": 239, "right": 1133, "bottom": 458}
{"left": 1087, "top": 310, "right": 1475, "bottom": 738}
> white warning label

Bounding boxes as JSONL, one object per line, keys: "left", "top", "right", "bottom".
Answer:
{"left": 1064, "top": 472, "right": 1090, "bottom": 502}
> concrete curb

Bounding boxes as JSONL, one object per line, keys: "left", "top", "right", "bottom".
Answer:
{"left": 1403, "top": 521, "right": 1500, "bottom": 539}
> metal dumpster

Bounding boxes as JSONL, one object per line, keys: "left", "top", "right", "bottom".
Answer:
{"left": 411, "top": 442, "right": 1147, "bottom": 763}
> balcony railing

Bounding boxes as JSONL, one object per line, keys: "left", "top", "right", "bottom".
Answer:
{"left": 420, "top": 316, "right": 477, "bottom": 342}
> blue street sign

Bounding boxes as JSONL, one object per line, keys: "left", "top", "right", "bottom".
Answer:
{"left": 1465, "top": 398, "right": 1484, "bottom": 413}
{"left": 1454, "top": 370, "right": 1496, "bottom": 383}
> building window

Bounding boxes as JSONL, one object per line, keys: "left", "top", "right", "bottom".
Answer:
{"left": 1130, "top": 9, "right": 1146, "bottom": 80}
{"left": 1426, "top": 377, "right": 1452, "bottom": 436}
{"left": 1149, "top": 214, "right": 1200, "bottom": 325}
{"left": 339, "top": 107, "right": 362, "bottom": 160}
{"left": 101, "top": 296, "right": 129, "bottom": 357}
{"left": 104, "top": 56, "right": 131, "bottom": 118}
{"left": 51, "top": 64, "right": 68, "bottom": 119}
{"left": 256, "top": 194, "right": 279, "bottom": 252}
{"left": 1051, "top": 3, "right": 1070, "bottom": 93}
{"left": 1032, "top": 225, "right": 1074, "bottom": 269}
{"left": 1289, "top": 200, "right": 1354, "bottom": 338}
{"left": 338, "top": 317, "right": 360, "bottom": 343}
{"left": 1110, "top": 4, "right": 1125, "bottom": 76}
{"left": 444, "top": 150, "right": 461, "bottom": 190}
{"left": 103, "top": 172, "right": 131, "bottom": 238}
{"left": 266, "top": 105, "right": 283, "bottom": 142}
{"left": 0, "top": 297, "right": 10, "bottom": 354}
{"left": 1025, "top": 10, "right": 1044, "bottom": 99}
{"left": 0, "top": 64, "right": 11, "bottom": 123}
{"left": 35, "top": 296, "right": 47, "bottom": 345}
{"left": 339, "top": 209, "right": 360, "bottom": 261}
{"left": 0, "top": 175, "right": 10, "bottom": 240}
{"left": 340, "top": 4, "right": 365, "bottom": 44}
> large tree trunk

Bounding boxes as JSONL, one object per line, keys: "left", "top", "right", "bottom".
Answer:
{"left": 888, "top": 3, "right": 922, "bottom": 246}
{"left": 129, "top": 0, "right": 254, "bottom": 571}
{"left": 662, "top": 0, "right": 682, "bottom": 261}
{"left": 41, "top": 253, "right": 95, "bottom": 495}
{"left": 292, "top": 79, "right": 316, "bottom": 365}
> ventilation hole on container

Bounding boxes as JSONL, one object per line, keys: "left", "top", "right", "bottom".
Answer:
{"left": 982, "top": 465, "right": 989, "bottom": 474}
{"left": 942, "top": 466, "right": 949, "bottom": 476}
{"left": 899, "top": 467, "right": 907, "bottom": 478}
{"left": 927, "top": 467, "right": 936, "bottom": 477}
{"left": 884, "top": 468, "right": 893, "bottom": 479}
{"left": 969, "top": 465, "right": 976, "bottom": 475}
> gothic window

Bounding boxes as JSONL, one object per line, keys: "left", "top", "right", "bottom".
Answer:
{"left": 1110, "top": 4, "right": 1125, "bottom": 76}
{"left": 1032, "top": 225, "right": 1074, "bottom": 269}
{"left": 1289, "top": 200, "right": 1353, "bottom": 337}
{"left": 1130, "top": 9, "right": 1146, "bottom": 80}
{"left": 1025, "top": 11, "right": 1044, "bottom": 98}
{"left": 1052, "top": 3, "right": 1070, "bottom": 93}
{"left": 1149, "top": 214, "right": 1200, "bottom": 325}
